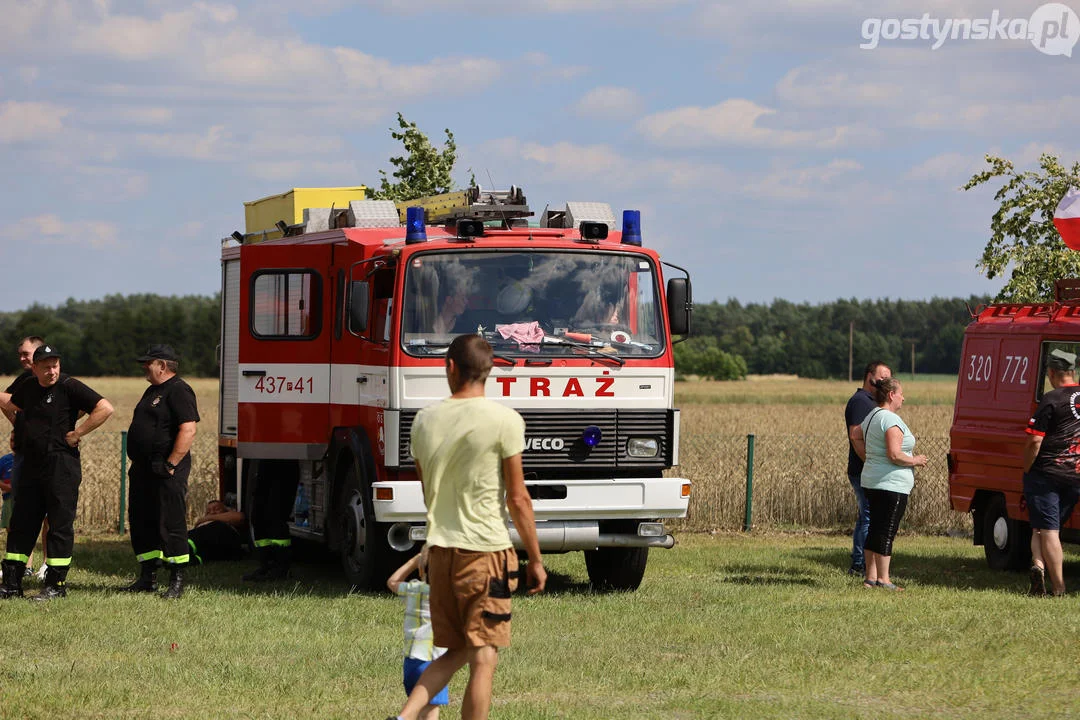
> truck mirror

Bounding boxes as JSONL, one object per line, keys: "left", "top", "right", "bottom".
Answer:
{"left": 667, "top": 278, "right": 692, "bottom": 337}
{"left": 349, "top": 281, "right": 370, "bottom": 334}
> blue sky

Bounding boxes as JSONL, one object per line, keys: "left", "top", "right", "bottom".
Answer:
{"left": 2, "top": 0, "right": 1078, "bottom": 311}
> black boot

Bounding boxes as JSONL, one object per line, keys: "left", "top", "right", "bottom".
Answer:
{"left": 0, "top": 560, "right": 25, "bottom": 599}
{"left": 161, "top": 566, "right": 184, "bottom": 600}
{"left": 122, "top": 559, "right": 159, "bottom": 593}
{"left": 33, "top": 566, "right": 67, "bottom": 602}
{"left": 242, "top": 546, "right": 274, "bottom": 582}
{"left": 270, "top": 545, "right": 291, "bottom": 579}
{"left": 242, "top": 545, "right": 289, "bottom": 582}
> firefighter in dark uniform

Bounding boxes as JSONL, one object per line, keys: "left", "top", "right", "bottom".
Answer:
{"left": 242, "top": 459, "right": 299, "bottom": 582}
{"left": 123, "top": 345, "right": 200, "bottom": 599}
{"left": 0, "top": 344, "right": 114, "bottom": 600}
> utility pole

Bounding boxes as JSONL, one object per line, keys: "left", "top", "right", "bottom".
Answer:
{"left": 848, "top": 321, "right": 854, "bottom": 383}
{"left": 904, "top": 339, "right": 916, "bottom": 380}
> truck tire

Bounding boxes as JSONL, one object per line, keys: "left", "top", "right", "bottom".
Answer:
{"left": 585, "top": 540, "right": 649, "bottom": 592}
{"left": 337, "top": 463, "right": 393, "bottom": 590}
{"left": 983, "top": 493, "right": 1031, "bottom": 571}
{"left": 585, "top": 521, "right": 651, "bottom": 591}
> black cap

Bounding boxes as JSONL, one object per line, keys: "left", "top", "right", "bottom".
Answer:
{"left": 33, "top": 345, "right": 61, "bottom": 362}
{"left": 1048, "top": 349, "right": 1076, "bottom": 371}
{"left": 136, "top": 344, "right": 178, "bottom": 363}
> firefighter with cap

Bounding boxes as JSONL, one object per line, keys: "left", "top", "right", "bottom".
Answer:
{"left": 0, "top": 344, "right": 114, "bottom": 600}
{"left": 122, "top": 344, "right": 200, "bottom": 599}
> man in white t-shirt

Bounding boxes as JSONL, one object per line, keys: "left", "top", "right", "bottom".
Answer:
{"left": 391, "top": 334, "right": 546, "bottom": 720}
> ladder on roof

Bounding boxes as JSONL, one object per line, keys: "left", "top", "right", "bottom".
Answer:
{"left": 393, "top": 185, "right": 531, "bottom": 224}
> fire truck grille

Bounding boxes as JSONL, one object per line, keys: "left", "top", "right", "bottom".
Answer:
{"left": 397, "top": 409, "right": 674, "bottom": 471}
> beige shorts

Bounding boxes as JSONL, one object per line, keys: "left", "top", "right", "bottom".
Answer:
{"left": 427, "top": 545, "right": 519, "bottom": 649}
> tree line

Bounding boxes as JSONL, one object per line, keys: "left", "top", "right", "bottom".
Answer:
{"left": 0, "top": 295, "right": 221, "bottom": 377}
{"left": 0, "top": 292, "right": 987, "bottom": 380}
{"left": 676, "top": 295, "right": 990, "bottom": 380}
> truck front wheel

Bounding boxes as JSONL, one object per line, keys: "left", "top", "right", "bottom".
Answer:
{"left": 338, "top": 463, "right": 393, "bottom": 590}
{"left": 585, "top": 522, "right": 649, "bottom": 591}
{"left": 585, "top": 546, "right": 649, "bottom": 592}
{"left": 982, "top": 493, "right": 1031, "bottom": 571}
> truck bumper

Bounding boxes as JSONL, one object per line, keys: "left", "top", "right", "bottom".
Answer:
{"left": 372, "top": 476, "right": 691, "bottom": 552}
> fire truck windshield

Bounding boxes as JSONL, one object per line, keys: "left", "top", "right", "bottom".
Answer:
{"left": 401, "top": 250, "right": 665, "bottom": 357}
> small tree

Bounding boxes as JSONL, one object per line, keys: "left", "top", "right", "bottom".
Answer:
{"left": 370, "top": 113, "right": 458, "bottom": 201}
{"left": 963, "top": 153, "right": 1080, "bottom": 302}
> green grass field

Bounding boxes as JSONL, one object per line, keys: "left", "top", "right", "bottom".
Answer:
{"left": 2, "top": 532, "right": 1078, "bottom": 719}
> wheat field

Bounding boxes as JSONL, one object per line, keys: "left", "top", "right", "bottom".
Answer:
{"left": 1, "top": 375, "right": 966, "bottom": 535}
{"left": 669, "top": 376, "right": 964, "bottom": 534}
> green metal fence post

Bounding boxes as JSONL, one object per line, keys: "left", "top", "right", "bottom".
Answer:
{"left": 743, "top": 433, "right": 755, "bottom": 532}
{"left": 118, "top": 431, "right": 127, "bottom": 535}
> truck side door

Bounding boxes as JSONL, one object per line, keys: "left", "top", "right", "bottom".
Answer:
{"left": 238, "top": 243, "right": 333, "bottom": 458}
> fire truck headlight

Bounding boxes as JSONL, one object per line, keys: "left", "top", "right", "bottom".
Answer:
{"left": 626, "top": 437, "right": 659, "bottom": 458}
{"left": 582, "top": 425, "right": 602, "bottom": 447}
{"left": 637, "top": 522, "right": 664, "bottom": 537}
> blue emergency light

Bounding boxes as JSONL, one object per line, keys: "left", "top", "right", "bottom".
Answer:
{"left": 405, "top": 206, "right": 427, "bottom": 244}
{"left": 621, "top": 210, "right": 642, "bottom": 246}
{"left": 582, "top": 425, "right": 602, "bottom": 448}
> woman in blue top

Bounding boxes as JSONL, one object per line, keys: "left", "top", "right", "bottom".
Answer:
{"left": 860, "top": 377, "right": 927, "bottom": 591}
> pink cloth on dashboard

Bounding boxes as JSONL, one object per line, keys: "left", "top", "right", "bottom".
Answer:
{"left": 496, "top": 321, "right": 544, "bottom": 344}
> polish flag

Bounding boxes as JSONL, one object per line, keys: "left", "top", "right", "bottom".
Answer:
{"left": 1054, "top": 187, "right": 1080, "bottom": 250}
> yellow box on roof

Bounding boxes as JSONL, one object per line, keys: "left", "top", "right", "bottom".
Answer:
{"left": 244, "top": 187, "right": 368, "bottom": 239}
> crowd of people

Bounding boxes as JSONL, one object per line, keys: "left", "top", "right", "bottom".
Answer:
{"left": 844, "top": 355, "right": 1078, "bottom": 596}
{"left": 0, "top": 333, "right": 542, "bottom": 719}
{"left": 2, "top": 328, "right": 1076, "bottom": 715}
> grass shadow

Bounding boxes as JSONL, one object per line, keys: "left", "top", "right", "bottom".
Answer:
{"left": 716, "top": 561, "right": 821, "bottom": 587}
{"left": 792, "top": 540, "right": 1080, "bottom": 593}
{"left": 68, "top": 536, "right": 377, "bottom": 599}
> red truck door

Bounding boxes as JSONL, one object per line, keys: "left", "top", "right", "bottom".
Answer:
{"left": 237, "top": 242, "right": 334, "bottom": 459}
{"left": 328, "top": 247, "right": 394, "bottom": 467}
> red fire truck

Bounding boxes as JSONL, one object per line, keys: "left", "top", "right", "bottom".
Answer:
{"left": 948, "top": 280, "right": 1080, "bottom": 570}
{"left": 218, "top": 186, "right": 693, "bottom": 590}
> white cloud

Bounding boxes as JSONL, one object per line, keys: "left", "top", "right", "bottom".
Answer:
{"left": 353, "top": 0, "right": 689, "bottom": 13}
{"left": 246, "top": 159, "right": 360, "bottom": 183}
{"left": 905, "top": 152, "right": 982, "bottom": 183}
{"left": 742, "top": 159, "right": 864, "bottom": 200}
{"left": 0, "top": 101, "right": 70, "bottom": 143}
{"left": 471, "top": 137, "right": 736, "bottom": 194}
{"left": 776, "top": 67, "right": 898, "bottom": 108}
{"left": 573, "top": 86, "right": 644, "bottom": 120}
{"left": 135, "top": 125, "right": 234, "bottom": 161}
{"left": 3, "top": 214, "right": 119, "bottom": 249}
{"left": 132, "top": 126, "right": 349, "bottom": 167}
{"left": 636, "top": 99, "right": 850, "bottom": 149}
{"left": 70, "top": 3, "right": 238, "bottom": 61}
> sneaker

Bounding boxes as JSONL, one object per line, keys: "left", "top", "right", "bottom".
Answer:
{"left": 24, "top": 565, "right": 33, "bottom": 578}
{"left": 848, "top": 564, "right": 866, "bottom": 576}
{"left": 1029, "top": 565, "right": 1047, "bottom": 596}
{"left": 35, "top": 565, "right": 47, "bottom": 581}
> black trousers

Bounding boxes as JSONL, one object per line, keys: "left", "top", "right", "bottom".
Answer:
{"left": 251, "top": 459, "right": 299, "bottom": 547}
{"left": 864, "top": 487, "right": 909, "bottom": 557}
{"left": 4, "top": 453, "right": 81, "bottom": 565}
{"left": 128, "top": 459, "right": 190, "bottom": 564}
{"left": 188, "top": 521, "right": 245, "bottom": 563}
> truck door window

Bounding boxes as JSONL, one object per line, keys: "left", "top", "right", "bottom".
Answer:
{"left": 1038, "top": 341, "right": 1080, "bottom": 400}
{"left": 250, "top": 270, "right": 322, "bottom": 339}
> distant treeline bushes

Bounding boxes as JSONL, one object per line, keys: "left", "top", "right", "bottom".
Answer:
{"left": 0, "top": 293, "right": 988, "bottom": 380}
{"left": 676, "top": 296, "right": 990, "bottom": 380}
{"left": 0, "top": 295, "right": 220, "bottom": 377}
